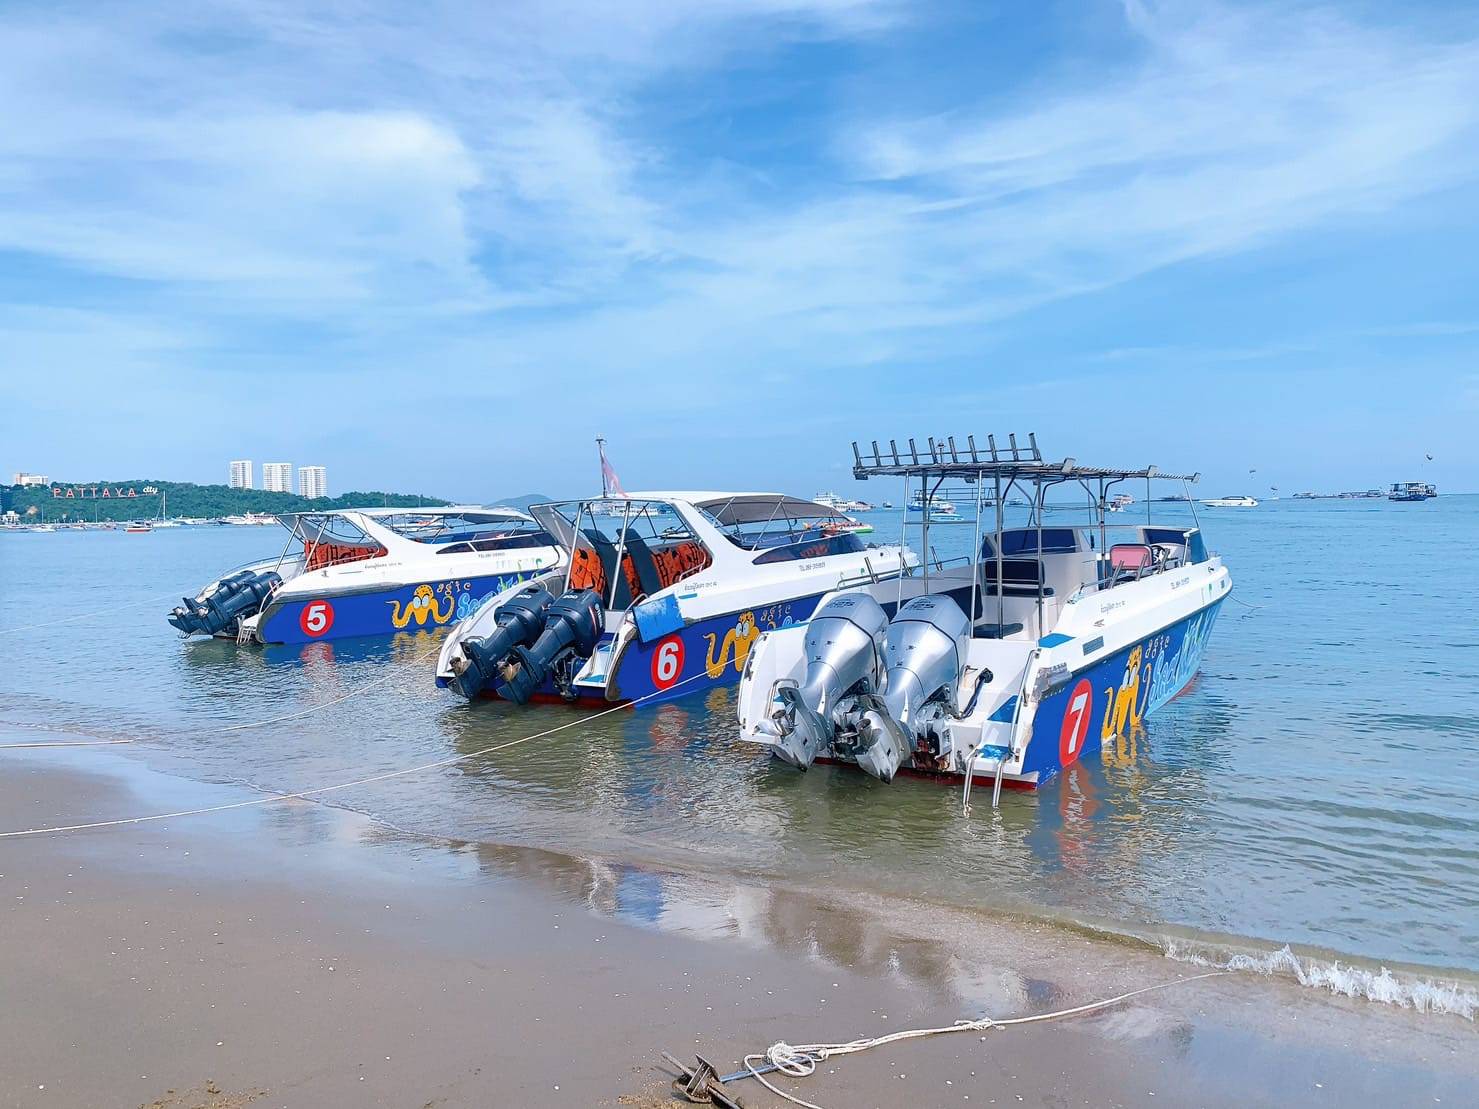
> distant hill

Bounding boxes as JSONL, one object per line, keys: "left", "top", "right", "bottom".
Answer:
{"left": 4, "top": 479, "right": 450, "bottom": 522}
{"left": 489, "top": 492, "right": 558, "bottom": 512}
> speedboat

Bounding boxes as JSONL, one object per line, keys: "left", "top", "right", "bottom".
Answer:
{"left": 168, "top": 506, "right": 563, "bottom": 644}
{"left": 737, "top": 434, "right": 1231, "bottom": 805}
{"left": 1201, "top": 494, "right": 1258, "bottom": 507}
{"left": 435, "top": 492, "right": 917, "bottom": 707}
{"left": 125, "top": 521, "right": 153, "bottom": 534}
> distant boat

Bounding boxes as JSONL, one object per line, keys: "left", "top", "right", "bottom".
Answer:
{"left": 1388, "top": 481, "right": 1437, "bottom": 502}
{"left": 125, "top": 521, "right": 153, "bottom": 534}
{"left": 1202, "top": 495, "right": 1259, "bottom": 508}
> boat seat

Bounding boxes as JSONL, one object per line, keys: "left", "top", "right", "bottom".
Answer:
{"left": 1107, "top": 543, "right": 1153, "bottom": 585}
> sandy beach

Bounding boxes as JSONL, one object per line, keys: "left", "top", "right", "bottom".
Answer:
{"left": 0, "top": 738, "right": 1473, "bottom": 1109}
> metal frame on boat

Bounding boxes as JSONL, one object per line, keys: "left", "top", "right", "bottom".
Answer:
{"left": 167, "top": 506, "right": 563, "bottom": 644}
{"left": 736, "top": 434, "right": 1233, "bottom": 806}
{"left": 434, "top": 491, "right": 917, "bottom": 708}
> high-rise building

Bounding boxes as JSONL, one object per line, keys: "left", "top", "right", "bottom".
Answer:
{"left": 297, "top": 465, "right": 327, "bottom": 499}
{"left": 262, "top": 462, "right": 292, "bottom": 493}
{"left": 229, "top": 460, "right": 254, "bottom": 489}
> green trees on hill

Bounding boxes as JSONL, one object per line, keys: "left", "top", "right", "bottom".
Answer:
{"left": 4, "top": 479, "right": 449, "bottom": 522}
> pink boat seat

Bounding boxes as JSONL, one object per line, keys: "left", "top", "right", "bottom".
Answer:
{"left": 1109, "top": 543, "right": 1153, "bottom": 577}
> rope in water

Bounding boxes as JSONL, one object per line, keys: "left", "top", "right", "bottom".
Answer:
{"left": 740, "top": 970, "right": 1230, "bottom": 1109}
{"left": 0, "top": 665, "right": 713, "bottom": 840}
{"left": 222, "top": 642, "right": 444, "bottom": 731}
{"left": 0, "top": 592, "right": 184, "bottom": 636}
{"left": 0, "top": 740, "right": 135, "bottom": 750}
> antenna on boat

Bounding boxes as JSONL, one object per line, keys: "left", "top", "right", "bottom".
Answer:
{"left": 596, "top": 436, "right": 608, "bottom": 498}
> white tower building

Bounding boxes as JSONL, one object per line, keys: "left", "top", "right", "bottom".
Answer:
{"left": 262, "top": 462, "right": 293, "bottom": 493}
{"left": 229, "top": 460, "right": 254, "bottom": 489}
{"left": 297, "top": 466, "right": 327, "bottom": 499}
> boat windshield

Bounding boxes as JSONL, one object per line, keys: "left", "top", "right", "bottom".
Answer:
{"left": 534, "top": 499, "right": 714, "bottom": 611}
{"left": 284, "top": 514, "right": 387, "bottom": 571}
{"left": 696, "top": 495, "right": 866, "bottom": 564}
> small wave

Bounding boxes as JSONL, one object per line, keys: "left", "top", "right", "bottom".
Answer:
{"left": 1162, "top": 939, "right": 1477, "bottom": 1020}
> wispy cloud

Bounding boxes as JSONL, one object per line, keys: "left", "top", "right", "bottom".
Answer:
{"left": 4, "top": 0, "right": 1479, "bottom": 493}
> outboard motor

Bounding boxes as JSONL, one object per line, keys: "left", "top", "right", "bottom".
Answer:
{"left": 498, "top": 588, "right": 604, "bottom": 704}
{"left": 447, "top": 584, "right": 555, "bottom": 700}
{"left": 168, "top": 569, "right": 282, "bottom": 638}
{"left": 771, "top": 593, "right": 888, "bottom": 769}
{"left": 853, "top": 595, "right": 969, "bottom": 781}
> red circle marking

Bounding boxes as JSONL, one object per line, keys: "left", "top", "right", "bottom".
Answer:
{"left": 1059, "top": 678, "right": 1093, "bottom": 767}
{"left": 651, "top": 635, "right": 685, "bottom": 691}
{"left": 299, "top": 599, "right": 335, "bottom": 638}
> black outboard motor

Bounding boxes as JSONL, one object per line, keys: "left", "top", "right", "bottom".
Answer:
{"left": 168, "top": 569, "right": 282, "bottom": 638}
{"left": 499, "top": 588, "right": 604, "bottom": 704}
{"left": 447, "top": 584, "right": 555, "bottom": 700}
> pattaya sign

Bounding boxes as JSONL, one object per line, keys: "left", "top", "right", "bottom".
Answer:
{"left": 51, "top": 485, "right": 149, "bottom": 499}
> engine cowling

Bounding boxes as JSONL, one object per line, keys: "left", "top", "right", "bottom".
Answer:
{"left": 847, "top": 595, "right": 969, "bottom": 782}
{"left": 771, "top": 592, "right": 888, "bottom": 769}
{"left": 880, "top": 594, "right": 969, "bottom": 727}
{"left": 498, "top": 588, "right": 605, "bottom": 704}
{"left": 447, "top": 584, "right": 555, "bottom": 700}
{"left": 168, "top": 569, "right": 282, "bottom": 637}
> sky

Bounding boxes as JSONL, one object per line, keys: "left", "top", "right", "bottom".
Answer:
{"left": 2, "top": 0, "right": 1477, "bottom": 501}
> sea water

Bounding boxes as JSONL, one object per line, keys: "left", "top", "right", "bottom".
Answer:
{"left": 2, "top": 497, "right": 1476, "bottom": 1017}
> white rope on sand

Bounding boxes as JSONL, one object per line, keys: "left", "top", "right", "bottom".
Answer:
{"left": 0, "top": 666, "right": 713, "bottom": 840}
{"left": 741, "top": 970, "right": 1230, "bottom": 1109}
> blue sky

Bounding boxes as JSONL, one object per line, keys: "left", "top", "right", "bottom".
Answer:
{"left": 2, "top": 0, "right": 1476, "bottom": 500}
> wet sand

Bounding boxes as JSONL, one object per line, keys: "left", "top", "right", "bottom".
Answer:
{"left": 1, "top": 741, "right": 1474, "bottom": 1109}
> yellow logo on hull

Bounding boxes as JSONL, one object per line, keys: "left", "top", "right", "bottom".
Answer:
{"left": 704, "top": 611, "right": 761, "bottom": 679}
{"left": 389, "top": 584, "right": 455, "bottom": 629}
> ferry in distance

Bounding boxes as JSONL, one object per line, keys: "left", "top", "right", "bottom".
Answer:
{"left": 1389, "top": 481, "right": 1437, "bottom": 502}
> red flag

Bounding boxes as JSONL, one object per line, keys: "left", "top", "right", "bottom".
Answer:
{"left": 599, "top": 440, "right": 626, "bottom": 498}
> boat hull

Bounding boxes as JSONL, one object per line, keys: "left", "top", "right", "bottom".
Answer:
{"left": 256, "top": 572, "right": 537, "bottom": 645}
{"left": 469, "top": 593, "right": 827, "bottom": 708}
{"left": 1018, "top": 597, "right": 1223, "bottom": 785}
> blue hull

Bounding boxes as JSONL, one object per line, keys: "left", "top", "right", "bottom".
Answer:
{"left": 479, "top": 594, "right": 825, "bottom": 708}
{"left": 259, "top": 573, "right": 535, "bottom": 644}
{"left": 1020, "top": 599, "right": 1224, "bottom": 786}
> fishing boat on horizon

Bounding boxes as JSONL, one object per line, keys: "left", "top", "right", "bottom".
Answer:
{"left": 435, "top": 491, "right": 916, "bottom": 708}
{"left": 167, "top": 506, "right": 563, "bottom": 644}
{"left": 737, "top": 433, "right": 1231, "bottom": 806}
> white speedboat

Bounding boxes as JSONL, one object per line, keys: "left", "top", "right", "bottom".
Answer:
{"left": 436, "top": 492, "right": 916, "bottom": 707}
{"left": 737, "top": 434, "right": 1231, "bottom": 805}
{"left": 168, "top": 507, "right": 563, "bottom": 644}
{"left": 1201, "top": 494, "right": 1258, "bottom": 507}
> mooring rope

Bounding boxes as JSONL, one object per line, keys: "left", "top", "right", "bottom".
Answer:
{"left": 0, "top": 666, "right": 714, "bottom": 840}
{"left": 0, "top": 740, "right": 136, "bottom": 750}
{"left": 0, "top": 592, "right": 184, "bottom": 637}
{"left": 740, "top": 970, "right": 1231, "bottom": 1109}
{"left": 222, "top": 642, "right": 445, "bottom": 731}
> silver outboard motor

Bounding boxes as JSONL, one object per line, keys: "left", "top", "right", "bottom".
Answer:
{"left": 854, "top": 595, "right": 969, "bottom": 781}
{"left": 772, "top": 592, "right": 888, "bottom": 769}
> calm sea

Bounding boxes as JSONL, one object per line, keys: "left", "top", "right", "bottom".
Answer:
{"left": 2, "top": 497, "right": 1477, "bottom": 1014}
